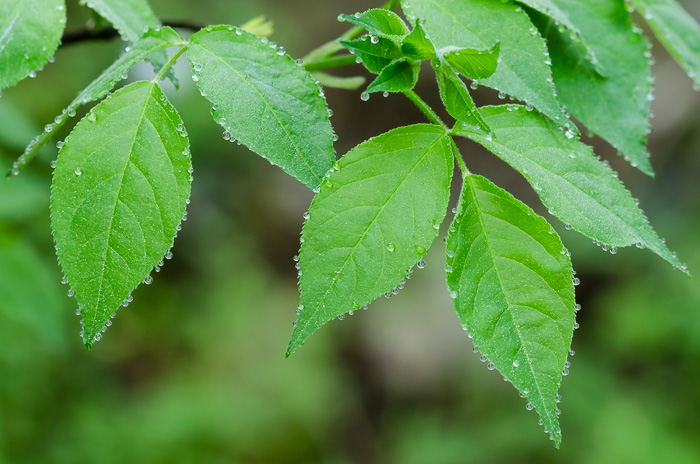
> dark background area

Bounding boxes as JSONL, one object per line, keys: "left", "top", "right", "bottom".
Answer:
{"left": 0, "top": 0, "right": 699, "bottom": 462}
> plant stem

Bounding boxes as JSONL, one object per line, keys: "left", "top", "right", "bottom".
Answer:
{"left": 402, "top": 90, "right": 446, "bottom": 129}
{"left": 154, "top": 45, "right": 187, "bottom": 82}
{"left": 450, "top": 137, "right": 470, "bottom": 175}
{"left": 401, "top": 91, "right": 470, "bottom": 175}
{"left": 304, "top": 55, "right": 357, "bottom": 72}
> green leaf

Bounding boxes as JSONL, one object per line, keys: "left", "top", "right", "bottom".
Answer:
{"left": 365, "top": 58, "right": 420, "bottom": 95}
{"left": 338, "top": 9, "right": 409, "bottom": 38}
{"left": 629, "top": 0, "right": 700, "bottom": 90}
{"left": 403, "top": 0, "right": 573, "bottom": 131}
{"left": 188, "top": 25, "right": 336, "bottom": 190}
{"left": 339, "top": 36, "right": 403, "bottom": 74}
{"left": 10, "top": 27, "right": 183, "bottom": 176}
{"left": 83, "top": 0, "right": 178, "bottom": 88}
{"left": 515, "top": 0, "right": 605, "bottom": 74}
{"left": 446, "top": 173, "right": 575, "bottom": 447}
{"left": 530, "top": 0, "right": 654, "bottom": 175}
{"left": 452, "top": 105, "right": 688, "bottom": 275}
{"left": 433, "top": 59, "right": 490, "bottom": 133}
{"left": 0, "top": 0, "right": 66, "bottom": 91}
{"left": 401, "top": 22, "right": 436, "bottom": 60}
{"left": 288, "top": 124, "right": 453, "bottom": 355}
{"left": 83, "top": 0, "right": 158, "bottom": 42}
{"left": 442, "top": 42, "right": 500, "bottom": 80}
{"left": 50, "top": 81, "right": 192, "bottom": 347}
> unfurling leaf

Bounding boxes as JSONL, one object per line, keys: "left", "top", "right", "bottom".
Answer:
{"left": 51, "top": 81, "right": 192, "bottom": 347}
{"left": 288, "top": 124, "right": 453, "bottom": 355}
{"left": 401, "top": 22, "right": 436, "bottom": 60}
{"left": 338, "top": 9, "right": 409, "bottom": 39}
{"left": 442, "top": 42, "right": 500, "bottom": 80}
{"left": 446, "top": 174, "right": 576, "bottom": 447}
{"left": 339, "top": 36, "right": 402, "bottom": 74}
{"left": 365, "top": 58, "right": 420, "bottom": 95}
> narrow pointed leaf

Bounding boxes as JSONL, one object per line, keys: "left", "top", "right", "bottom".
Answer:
{"left": 442, "top": 42, "right": 500, "bottom": 80}
{"left": 188, "top": 26, "right": 335, "bottom": 190}
{"left": 338, "top": 9, "right": 409, "bottom": 38}
{"left": 84, "top": 0, "right": 177, "bottom": 87}
{"left": 530, "top": 0, "right": 654, "bottom": 175}
{"left": 433, "top": 60, "right": 490, "bottom": 133}
{"left": 0, "top": 0, "right": 66, "bottom": 91}
{"left": 288, "top": 124, "right": 453, "bottom": 355}
{"left": 366, "top": 58, "right": 420, "bottom": 94}
{"left": 401, "top": 22, "right": 436, "bottom": 60}
{"left": 452, "top": 105, "right": 688, "bottom": 274}
{"left": 403, "top": 0, "right": 574, "bottom": 131}
{"left": 83, "top": 0, "right": 158, "bottom": 42}
{"left": 339, "top": 36, "right": 402, "bottom": 74}
{"left": 50, "top": 81, "right": 192, "bottom": 347}
{"left": 629, "top": 0, "right": 700, "bottom": 90}
{"left": 515, "top": 0, "right": 605, "bottom": 74}
{"left": 446, "top": 174, "right": 575, "bottom": 446}
{"left": 12, "top": 27, "right": 183, "bottom": 175}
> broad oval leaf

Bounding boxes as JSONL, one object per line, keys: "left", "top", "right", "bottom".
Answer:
{"left": 452, "top": 105, "right": 688, "bottom": 274}
{"left": 12, "top": 27, "right": 183, "bottom": 175}
{"left": 0, "top": 0, "right": 66, "bottom": 91}
{"left": 442, "top": 42, "right": 500, "bottom": 80}
{"left": 515, "top": 0, "right": 604, "bottom": 74}
{"left": 188, "top": 25, "right": 336, "bottom": 190}
{"left": 288, "top": 124, "right": 453, "bottom": 355}
{"left": 403, "top": 0, "right": 574, "bottom": 131}
{"left": 51, "top": 81, "right": 192, "bottom": 347}
{"left": 338, "top": 9, "right": 409, "bottom": 38}
{"left": 83, "top": 0, "right": 158, "bottom": 42}
{"left": 365, "top": 57, "right": 420, "bottom": 94}
{"left": 446, "top": 174, "right": 575, "bottom": 446}
{"left": 433, "top": 60, "right": 490, "bottom": 133}
{"left": 529, "top": 0, "right": 654, "bottom": 175}
{"left": 629, "top": 0, "right": 700, "bottom": 90}
{"left": 340, "top": 36, "right": 402, "bottom": 74}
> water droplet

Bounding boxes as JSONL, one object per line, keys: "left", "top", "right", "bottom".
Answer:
{"left": 74, "top": 167, "right": 82, "bottom": 176}
{"left": 450, "top": 290, "right": 457, "bottom": 299}
{"left": 572, "top": 277, "right": 580, "bottom": 286}
{"left": 513, "top": 360, "right": 520, "bottom": 367}
{"left": 164, "top": 250, "right": 173, "bottom": 260}
{"left": 61, "top": 276, "right": 68, "bottom": 285}
{"left": 50, "top": 160, "right": 57, "bottom": 169}
{"left": 416, "top": 259, "right": 426, "bottom": 269}
{"left": 360, "top": 92, "right": 370, "bottom": 101}
{"left": 67, "top": 289, "right": 74, "bottom": 297}
{"left": 526, "top": 403, "right": 534, "bottom": 410}
{"left": 445, "top": 265, "right": 453, "bottom": 273}
{"left": 487, "top": 362, "right": 495, "bottom": 370}
{"left": 144, "top": 275, "right": 153, "bottom": 285}
{"left": 87, "top": 112, "right": 97, "bottom": 122}
{"left": 562, "top": 368, "right": 569, "bottom": 376}
{"left": 386, "top": 242, "right": 395, "bottom": 252}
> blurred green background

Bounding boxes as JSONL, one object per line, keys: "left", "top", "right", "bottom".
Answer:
{"left": 0, "top": 0, "right": 699, "bottom": 462}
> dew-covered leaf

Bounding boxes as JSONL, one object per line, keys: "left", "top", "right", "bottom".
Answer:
{"left": 530, "top": 0, "right": 654, "bottom": 175}
{"left": 83, "top": 0, "right": 158, "bottom": 42}
{"left": 339, "top": 36, "right": 402, "bottom": 74}
{"left": 446, "top": 173, "right": 575, "bottom": 446}
{"left": 338, "top": 9, "right": 409, "bottom": 39}
{"left": 365, "top": 58, "right": 420, "bottom": 95}
{"left": 442, "top": 42, "right": 500, "bottom": 80}
{"left": 288, "top": 124, "right": 453, "bottom": 355}
{"left": 50, "top": 81, "right": 192, "bottom": 347}
{"left": 83, "top": 0, "right": 177, "bottom": 87}
{"left": 403, "top": 0, "right": 573, "bottom": 131}
{"left": 433, "top": 60, "right": 490, "bottom": 133}
{"left": 629, "top": 0, "right": 700, "bottom": 90}
{"left": 452, "top": 105, "right": 688, "bottom": 274}
{"left": 187, "top": 25, "right": 336, "bottom": 190}
{"left": 0, "top": 0, "right": 66, "bottom": 91}
{"left": 401, "top": 22, "right": 436, "bottom": 60}
{"left": 12, "top": 27, "right": 183, "bottom": 176}
{"left": 515, "top": 0, "right": 604, "bottom": 74}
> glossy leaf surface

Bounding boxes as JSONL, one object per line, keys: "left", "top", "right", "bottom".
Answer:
{"left": 51, "top": 81, "right": 192, "bottom": 347}
{"left": 288, "top": 124, "right": 453, "bottom": 354}
{"left": 446, "top": 174, "right": 575, "bottom": 446}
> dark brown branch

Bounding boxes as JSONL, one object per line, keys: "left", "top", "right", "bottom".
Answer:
{"left": 60, "top": 21, "right": 206, "bottom": 46}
